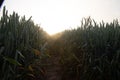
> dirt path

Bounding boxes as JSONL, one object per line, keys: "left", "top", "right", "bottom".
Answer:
{"left": 44, "top": 54, "right": 62, "bottom": 80}
{"left": 40, "top": 38, "right": 63, "bottom": 80}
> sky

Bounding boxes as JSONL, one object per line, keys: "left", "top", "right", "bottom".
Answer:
{"left": 0, "top": 0, "right": 120, "bottom": 35}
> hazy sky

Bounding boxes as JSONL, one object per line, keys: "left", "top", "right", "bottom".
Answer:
{"left": 0, "top": 0, "right": 120, "bottom": 35}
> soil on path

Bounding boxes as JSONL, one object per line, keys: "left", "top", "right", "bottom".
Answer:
{"left": 43, "top": 37, "right": 63, "bottom": 80}
{"left": 44, "top": 53, "right": 62, "bottom": 80}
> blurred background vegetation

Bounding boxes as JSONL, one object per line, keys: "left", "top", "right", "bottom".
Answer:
{"left": 0, "top": 7, "right": 120, "bottom": 80}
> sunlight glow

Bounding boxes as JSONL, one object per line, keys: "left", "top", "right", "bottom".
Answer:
{"left": 1, "top": 0, "right": 120, "bottom": 35}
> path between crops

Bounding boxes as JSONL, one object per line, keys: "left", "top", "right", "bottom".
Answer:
{"left": 44, "top": 53, "right": 62, "bottom": 80}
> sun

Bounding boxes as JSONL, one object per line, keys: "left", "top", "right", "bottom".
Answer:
{"left": 45, "top": 28, "right": 60, "bottom": 35}
{"left": 32, "top": 0, "right": 90, "bottom": 35}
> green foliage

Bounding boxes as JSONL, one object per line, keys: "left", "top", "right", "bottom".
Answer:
{"left": 56, "top": 17, "right": 120, "bottom": 80}
{"left": 0, "top": 6, "right": 47, "bottom": 80}
{"left": 3, "top": 56, "right": 22, "bottom": 66}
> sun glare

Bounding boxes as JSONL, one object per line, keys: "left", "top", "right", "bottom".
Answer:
{"left": 1, "top": 0, "right": 120, "bottom": 35}
{"left": 33, "top": 0, "right": 90, "bottom": 35}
